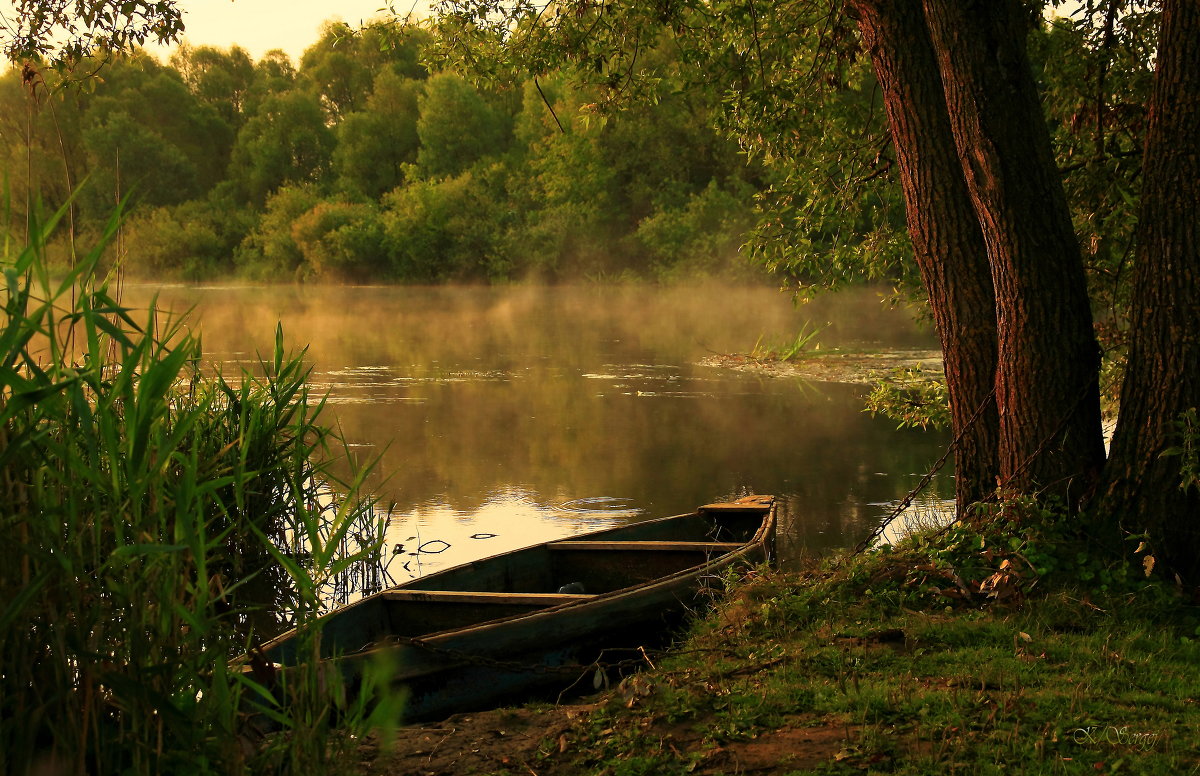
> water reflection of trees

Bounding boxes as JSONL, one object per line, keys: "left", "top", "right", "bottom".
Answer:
{"left": 125, "top": 284, "right": 949, "bottom": 561}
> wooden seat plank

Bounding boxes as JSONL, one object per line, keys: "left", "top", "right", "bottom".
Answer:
{"left": 547, "top": 540, "right": 743, "bottom": 552}
{"left": 699, "top": 501, "right": 772, "bottom": 512}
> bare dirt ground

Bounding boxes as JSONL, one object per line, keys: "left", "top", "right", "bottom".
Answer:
{"left": 355, "top": 704, "right": 589, "bottom": 776}
{"left": 355, "top": 700, "right": 862, "bottom": 776}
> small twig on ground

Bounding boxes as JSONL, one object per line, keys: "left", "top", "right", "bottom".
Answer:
{"left": 426, "top": 727, "right": 456, "bottom": 764}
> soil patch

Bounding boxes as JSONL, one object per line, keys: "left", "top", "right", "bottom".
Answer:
{"left": 693, "top": 719, "right": 862, "bottom": 774}
{"left": 356, "top": 703, "right": 867, "bottom": 776}
{"left": 356, "top": 704, "right": 593, "bottom": 776}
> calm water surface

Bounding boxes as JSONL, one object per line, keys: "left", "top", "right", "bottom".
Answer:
{"left": 127, "top": 283, "right": 954, "bottom": 580}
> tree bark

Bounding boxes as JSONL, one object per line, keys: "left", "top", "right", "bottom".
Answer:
{"left": 1101, "top": 0, "right": 1200, "bottom": 579}
{"left": 922, "top": 0, "right": 1106, "bottom": 508}
{"left": 849, "top": 0, "right": 1000, "bottom": 515}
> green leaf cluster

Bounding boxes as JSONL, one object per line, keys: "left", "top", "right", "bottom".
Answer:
{"left": 864, "top": 366, "right": 951, "bottom": 431}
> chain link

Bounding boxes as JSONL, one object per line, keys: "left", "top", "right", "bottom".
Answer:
{"left": 850, "top": 386, "right": 997, "bottom": 556}
{"left": 850, "top": 367, "right": 1111, "bottom": 557}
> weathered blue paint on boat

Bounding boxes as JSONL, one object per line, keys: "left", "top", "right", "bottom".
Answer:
{"left": 256, "top": 495, "right": 776, "bottom": 722}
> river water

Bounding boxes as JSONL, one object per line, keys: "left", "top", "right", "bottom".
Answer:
{"left": 126, "top": 282, "right": 954, "bottom": 582}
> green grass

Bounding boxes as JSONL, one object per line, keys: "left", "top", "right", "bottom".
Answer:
{"left": 527, "top": 534, "right": 1200, "bottom": 776}
{"left": 750, "top": 321, "right": 825, "bottom": 361}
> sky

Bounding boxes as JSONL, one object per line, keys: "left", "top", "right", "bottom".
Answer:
{"left": 159, "top": 0, "right": 431, "bottom": 61}
{"left": 0, "top": 0, "right": 431, "bottom": 64}
{"left": 1, "top": 1, "right": 1085, "bottom": 67}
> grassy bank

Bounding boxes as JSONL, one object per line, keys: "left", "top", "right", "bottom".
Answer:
{"left": 361, "top": 511, "right": 1200, "bottom": 775}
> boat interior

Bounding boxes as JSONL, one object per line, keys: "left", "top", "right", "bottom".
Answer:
{"left": 263, "top": 503, "right": 771, "bottom": 661}
{"left": 400, "top": 504, "right": 767, "bottom": 595}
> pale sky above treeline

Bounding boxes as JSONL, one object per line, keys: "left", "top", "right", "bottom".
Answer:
{"left": 0, "top": 0, "right": 1083, "bottom": 67}
{"left": 0, "top": 0, "right": 431, "bottom": 63}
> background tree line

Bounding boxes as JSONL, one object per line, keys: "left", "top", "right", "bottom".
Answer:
{"left": 3, "top": 9, "right": 1145, "bottom": 292}
{"left": 1, "top": 22, "right": 771, "bottom": 282}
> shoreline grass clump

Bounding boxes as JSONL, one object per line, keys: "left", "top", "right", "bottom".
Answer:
{"left": 1, "top": 204, "right": 393, "bottom": 775}
{"left": 750, "top": 322, "right": 824, "bottom": 362}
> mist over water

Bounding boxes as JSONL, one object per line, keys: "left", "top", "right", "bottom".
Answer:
{"left": 126, "top": 283, "right": 954, "bottom": 577}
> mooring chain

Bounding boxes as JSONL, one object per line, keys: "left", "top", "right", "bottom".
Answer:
{"left": 849, "top": 385, "right": 998, "bottom": 557}
{"left": 993, "top": 375, "right": 1107, "bottom": 498}
{"left": 850, "top": 365, "right": 1114, "bottom": 557}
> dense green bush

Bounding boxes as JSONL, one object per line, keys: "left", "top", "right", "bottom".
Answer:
{"left": 635, "top": 181, "right": 756, "bottom": 280}
{"left": 234, "top": 183, "right": 323, "bottom": 279}
{"left": 123, "top": 190, "right": 254, "bottom": 279}
{"left": 382, "top": 169, "right": 505, "bottom": 280}
{"left": 292, "top": 199, "right": 387, "bottom": 281}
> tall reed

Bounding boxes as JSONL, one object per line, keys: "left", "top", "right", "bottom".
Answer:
{"left": 1, "top": 202, "right": 392, "bottom": 775}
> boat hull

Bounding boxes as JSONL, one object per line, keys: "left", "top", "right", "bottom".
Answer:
{"left": 256, "top": 496, "right": 776, "bottom": 722}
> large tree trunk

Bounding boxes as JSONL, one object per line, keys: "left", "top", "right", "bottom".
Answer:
{"left": 849, "top": 0, "right": 1000, "bottom": 515}
{"left": 922, "top": 0, "right": 1106, "bottom": 508}
{"left": 1101, "top": 0, "right": 1200, "bottom": 579}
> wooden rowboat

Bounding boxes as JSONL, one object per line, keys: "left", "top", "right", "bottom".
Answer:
{"left": 255, "top": 495, "right": 776, "bottom": 722}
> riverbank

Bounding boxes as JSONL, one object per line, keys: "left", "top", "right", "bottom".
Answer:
{"left": 699, "top": 349, "right": 943, "bottom": 386}
{"left": 357, "top": 532, "right": 1200, "bottom": 775}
